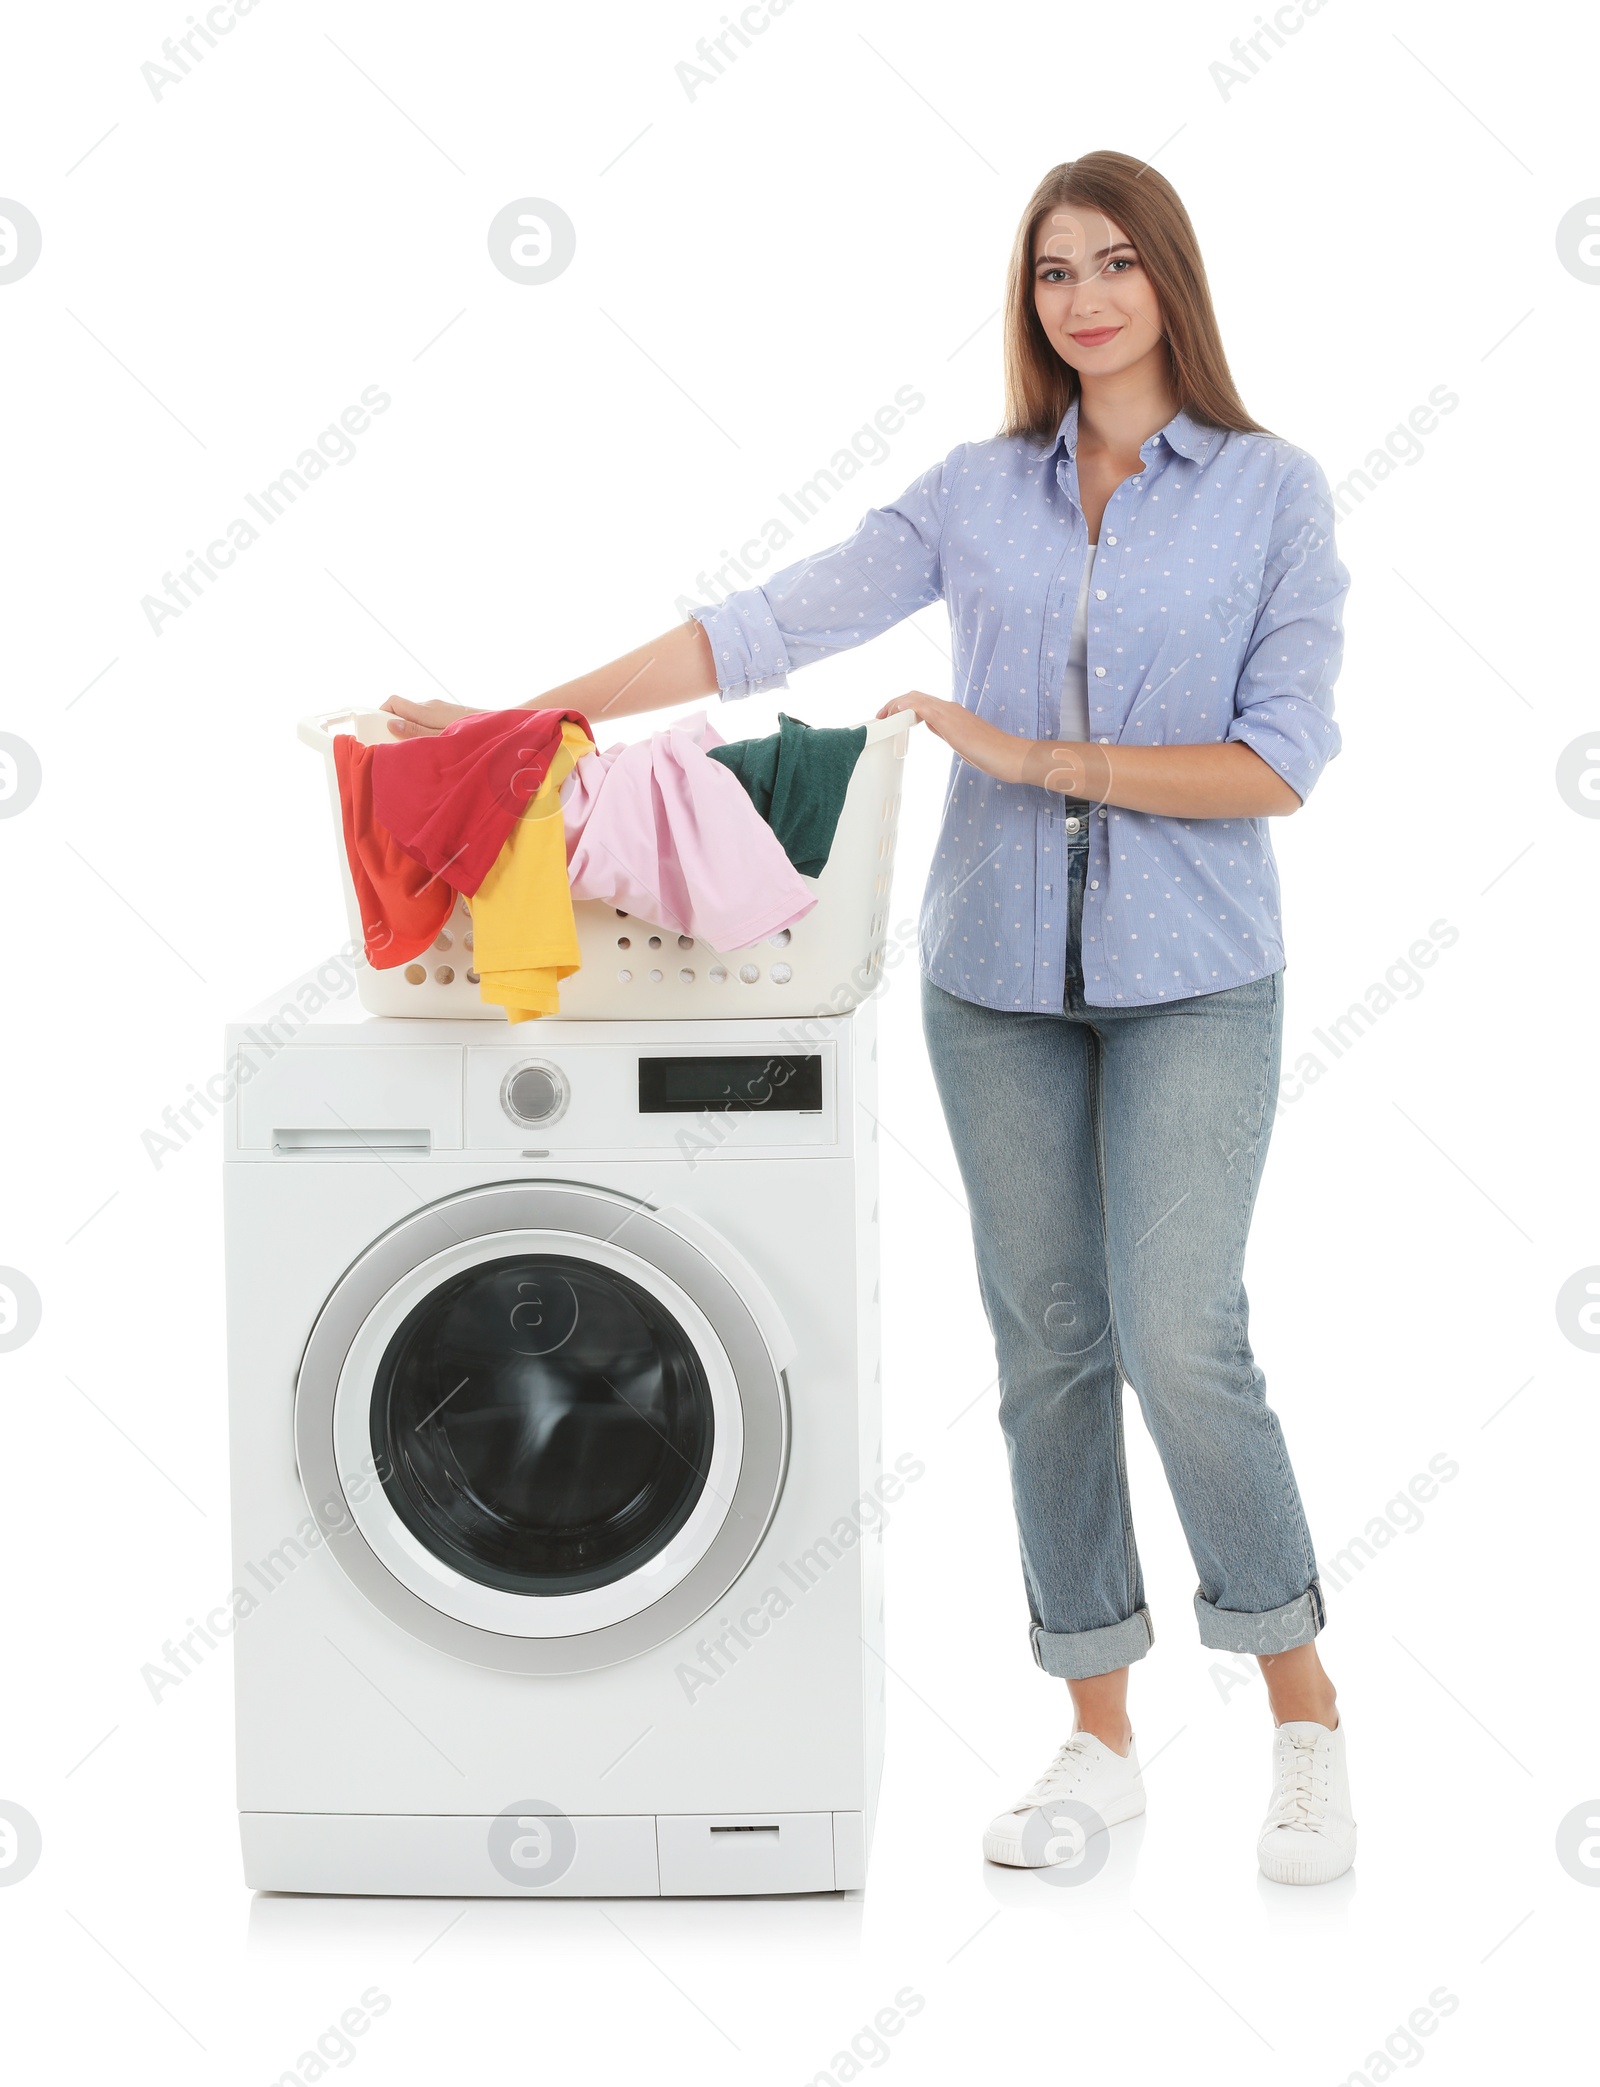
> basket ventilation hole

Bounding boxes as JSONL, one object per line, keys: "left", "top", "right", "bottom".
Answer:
{"left": 648, "top": 934, "right": 662, "bottom": 949}
{"left": 466, "top": 969, "right": 480, "bottom": 984}
{"left": 769, "top": 963, "right": 792, "bottom": 984}
{"left": 679, "top": 968, "right": 695, "bottom": 984}
{"left": 677, "top": 933, "right": 694, "bottom": 949}
{"left": 433, "top": 932, "right": 452, "bottom": 951}
{"left": 617, "top": 968, "right": 632, "bottom": 983}
{"left": 649, "top": 968, "right": 664, "bottom": 983}
{"left": 709, "top": 966, "right": 728, "bottom": 983}
{"left": 738, "top": 963, "right": 760, "bottom": 984}
{"left": 617, "top": 935, "right": 631, "bottom": 949}
{"left": 767, "top": 928, "right": 791, "bottom": 948}
{"left": 435, "top": 966, "right": 454, "bottom": 984}
{"left": 404, "top": 964, "right": 426, "bottom": 985}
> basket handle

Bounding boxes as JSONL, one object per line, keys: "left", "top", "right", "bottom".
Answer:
{"left": 297, "top": 706, "right": 395, "bottom": 753}
{"left": 297, "top": 708, "right": 352, "bottom": 753}
{"left": 860, "top": 712, "right": 912, "bottom": 751}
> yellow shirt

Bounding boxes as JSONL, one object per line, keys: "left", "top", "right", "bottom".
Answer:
{"left": 468, "top": 720, "right": 595, "bottom": 1021}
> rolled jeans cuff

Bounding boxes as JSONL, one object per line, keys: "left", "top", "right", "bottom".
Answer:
{"left": 1030, "top": 1606, "right": 1154, "bottom": 1681}
{"left": 1193, "top": 1580, "right": 1325, "bottom": 1656}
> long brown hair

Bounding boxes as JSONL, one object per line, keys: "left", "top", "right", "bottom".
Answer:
{"left": 1001, "top": 151, "right": 1273, "bottom": 444}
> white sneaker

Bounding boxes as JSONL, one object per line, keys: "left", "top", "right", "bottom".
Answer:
{"left": 983, "top": 1731, "right": 1145, "bottom": 1868}
{"left": 1256, "top": 1716, "right": 1357, "bottom": 1885}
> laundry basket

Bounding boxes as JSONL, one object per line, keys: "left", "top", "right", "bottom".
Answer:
{"left": 299, "top": 706, "right": 911, "bottom": 1021}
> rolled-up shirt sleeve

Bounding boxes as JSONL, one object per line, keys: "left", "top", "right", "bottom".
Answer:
{"left": 1225, "top": 453, "right": 1349, "bottom": 804}
{"left": 688, "top": 447, "right": 957, "bottom": 701}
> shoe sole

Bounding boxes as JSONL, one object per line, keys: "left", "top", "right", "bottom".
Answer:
{"left": 983, "top": 1788, "right": 1146, "bottom": 1868}
{"left": 1257, "top": 1829, "right": 1357, "bottom": 1886}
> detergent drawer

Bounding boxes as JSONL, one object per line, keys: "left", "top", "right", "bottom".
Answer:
{"left": 237, "top": 1046, "right": 463, "bottom": 1152}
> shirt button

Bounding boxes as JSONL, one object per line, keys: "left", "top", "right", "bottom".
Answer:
{"left": 1090, "top": 879, "right": 1099, "bottom": 889}
{"left": 1098, "top": 737, "right": 1110, "bottom": 744}
{"left": 1094, "top": 667, "right": 1106, "bottom": 677}
{"left": 1105, "top": 533, "right": 1118, "bottom": 545}
{"left": 1065, "top": 817, "right": 1079, "bottom": 832}
{"left": 1095, "top": 588, "right": 1107, "bottom": 600}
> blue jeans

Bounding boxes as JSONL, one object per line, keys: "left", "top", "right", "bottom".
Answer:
{"left": 920, "top": 814, "right": 1324, "bottom": 1680}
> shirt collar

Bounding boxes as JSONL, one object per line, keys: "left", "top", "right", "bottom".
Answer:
{"left": 1038, "top": 397, "right": 1217, "bottom": 464}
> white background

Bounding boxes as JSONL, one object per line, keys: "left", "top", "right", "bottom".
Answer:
{"left": 2, "top": 0, "right": 1597, "bottom": 2079}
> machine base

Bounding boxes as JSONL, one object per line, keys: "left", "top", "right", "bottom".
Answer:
{"left": 242, "top": 1809, "right": 868, "bottom": 1897}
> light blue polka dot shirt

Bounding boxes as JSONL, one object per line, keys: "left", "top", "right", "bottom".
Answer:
{"left": 691, "top": 399, "right": 1349, "bottom": 1011}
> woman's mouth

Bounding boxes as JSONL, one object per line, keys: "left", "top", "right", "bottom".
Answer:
{"left": 1069, "top": 326, "right": 1120, "bottom": 346}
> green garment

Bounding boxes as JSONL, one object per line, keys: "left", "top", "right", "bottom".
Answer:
{"left": 706, "top": 713, "right": 868, "bottom": 879}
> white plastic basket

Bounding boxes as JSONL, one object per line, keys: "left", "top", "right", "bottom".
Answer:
{"left": 299, "top": 706, "right": 910, "bottom": 1021}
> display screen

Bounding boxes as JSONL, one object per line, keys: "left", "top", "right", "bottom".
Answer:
{"left": 638, "top": 1054, "right": 822, "bottom": 1114}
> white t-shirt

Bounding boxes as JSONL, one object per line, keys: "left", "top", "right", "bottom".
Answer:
{"left": 1057, "top": 542, "right": 1098, "bottom": 742}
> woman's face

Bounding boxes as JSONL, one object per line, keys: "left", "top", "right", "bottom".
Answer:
{"left": 1031, "top": 206, "right": 1165, "bottom": 381}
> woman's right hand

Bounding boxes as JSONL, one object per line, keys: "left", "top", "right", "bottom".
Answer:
{"left": 379, "top": 694, "right": 483, "bottom": 739}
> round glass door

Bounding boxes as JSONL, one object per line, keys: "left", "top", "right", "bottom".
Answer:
{"left": 330, "top": 1227, "right": 745, "bottom": 1639}
{"left": 296, "top": 1183, "right": 791, "bottom": 1676}
{"left": 371, "top": 1252, "right": 713, "bottom": 1597}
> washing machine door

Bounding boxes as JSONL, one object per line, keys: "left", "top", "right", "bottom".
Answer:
{"left": 294, "top": 1184, "right": 791, "bottom": 1674}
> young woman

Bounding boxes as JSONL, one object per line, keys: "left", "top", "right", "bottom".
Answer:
{"left": 384, "top": 150, "right": 1356, "bottom": 1886}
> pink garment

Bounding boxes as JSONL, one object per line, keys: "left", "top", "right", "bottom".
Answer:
{"left": 559, "top": 710, "right": 818, "bottom": 950}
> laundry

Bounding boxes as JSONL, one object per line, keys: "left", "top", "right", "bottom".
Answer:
{"left": 704, "top": 712, "right": 867, "bottom": 878}
{"left": 334, "top": 703, "right": 851, "bottom": 1013}
{"left": 333, "top": 732, "right": 455, "bottom": 968}
{"left": 371, "top": 704, "right": 594, "bottom": 896}
{"left": 467, "top": 719, "right": 595, "bottom": 1021}
{"left": 560, "top": 709, "right": 819, "bottom": 950}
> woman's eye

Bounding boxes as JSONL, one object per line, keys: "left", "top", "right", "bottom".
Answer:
{"left": 1037, "top": 258, "right": 1136, "bottom": 283}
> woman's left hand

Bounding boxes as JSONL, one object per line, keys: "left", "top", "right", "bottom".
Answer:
{"left": 876, "top": 692, "right": 1031, "bottom": 784}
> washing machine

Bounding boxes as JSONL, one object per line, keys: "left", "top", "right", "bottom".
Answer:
{"left": 222, "top": 978, "right": 889, "bottom": 1895}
